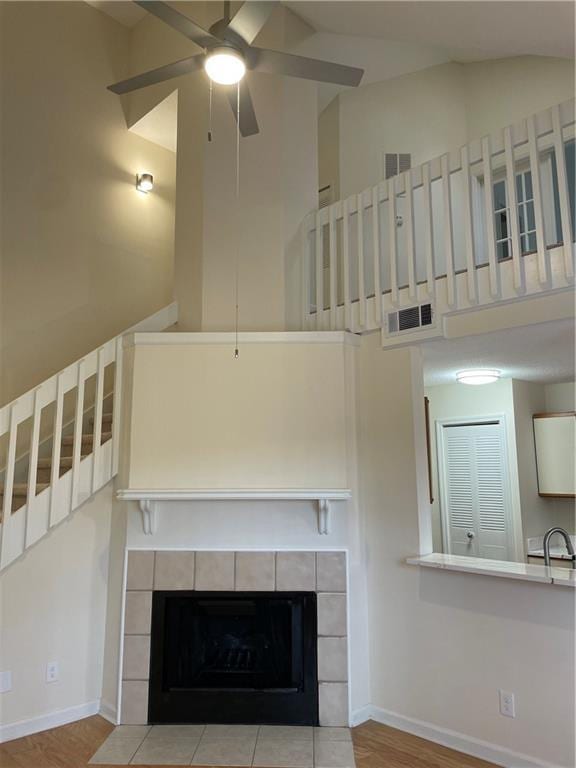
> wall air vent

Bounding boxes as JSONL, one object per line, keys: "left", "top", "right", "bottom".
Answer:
{"left": 387, "top": 303, "right": 433, "bottom": 335}
{"left": 384, "top": 153, "right": 412, "bottom": 180}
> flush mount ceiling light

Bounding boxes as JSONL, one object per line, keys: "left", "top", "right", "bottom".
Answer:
{"left": 456, "top": 369, "right": 501, "bottom": 386}
{"left": 136, "top": 172, "right": 154, "bottom": 193}
{"left": 204, "top": 47, "right": 246, "bottom": 85}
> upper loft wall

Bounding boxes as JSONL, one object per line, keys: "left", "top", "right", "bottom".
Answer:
{"left": 0, "top": 1, "right": 177, "bottom": 406}
{"left": 322, "top": 56, "right": 575, "bottom": 199}
{"left": 124, "top": 2, "right": 318, "bottom": 332}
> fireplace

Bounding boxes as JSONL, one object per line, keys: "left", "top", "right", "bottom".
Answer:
{"left": 148, "top": 591, "right": 319, "bottom": 725}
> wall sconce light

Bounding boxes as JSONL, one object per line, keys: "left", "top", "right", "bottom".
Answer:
{"left": 136, "top": 172, "right": 154, "bottom": 193}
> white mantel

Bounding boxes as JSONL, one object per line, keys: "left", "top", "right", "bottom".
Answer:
{"left": 117, "top": 489, "right": 352, "bottom": 535}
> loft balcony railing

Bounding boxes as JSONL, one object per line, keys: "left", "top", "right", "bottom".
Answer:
{"left": 300, "top": 100, "right": 575, "bottom": 337}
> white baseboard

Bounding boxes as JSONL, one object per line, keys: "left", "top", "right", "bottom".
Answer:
{"left": 0, "top": 699, "right": 100, "bottom": 743}
{"left": 350, "top": 705, "right": 372, "bottom": 727}
{"left": 363, "top": 705, "right": 563, "bottom": 768}
{"left": 99, "top": 699, "right": 117, "bottom": 726}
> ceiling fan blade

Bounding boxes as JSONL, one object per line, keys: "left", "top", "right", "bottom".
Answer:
{"left": 252, "top": 48, "right": 364, "bottom": 87}
{"left": 226, "top": 80, "right": 259, "bottom": 137}
{"left": 226, "top": 2, "right": 278, "bottom": 46}
{"left": 107, "top": 54, "right": 204, "bottom": 95}
{"left": 134, "top": 1, "right": 219, "bottom": 49}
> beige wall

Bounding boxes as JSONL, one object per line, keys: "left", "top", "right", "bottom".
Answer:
{"left": 0, "top": 482, "right": 113, "bottom": 728}
{"left": 124, "top": 337, "right": 351, "bottom": 491}
{"left": 358, "top": 337, "right": 575, "bottom": 768}
{"left": 324, "top": 56, "right": 575, "bottom": 198}
{"left": 0, "top": 1, "right": 176, "bottom": 406}
{"left": 318, "top": 97, "right": 340, "bottom": 200}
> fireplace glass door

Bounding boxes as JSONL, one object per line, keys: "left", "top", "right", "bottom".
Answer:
{"left": 149, "top": 592, "right": 318, "bottom": 725}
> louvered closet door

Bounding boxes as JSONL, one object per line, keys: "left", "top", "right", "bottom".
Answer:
{"left": 440, "top": 422, "right": 512, "bottom": 561}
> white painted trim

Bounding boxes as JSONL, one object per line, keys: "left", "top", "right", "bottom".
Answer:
{"left": 125, "top": 301, "right": 178, "bottom": 334}
{"left": 365, "top": 704, "right": 558, "bottom": 768}
{"left": 0, "top": 699, "right": 100, "bottom": 743}
{"left": 350, "top": 705, "right": 372, "bottom": 727}
{"left": 124, "top": 331, "right": 360, "bottom": 347}
{"left": 99, "top": 699, "right": 118, "bottom": 725}
{"left": 117, "top": 489, "right": 352, "bottom": 501}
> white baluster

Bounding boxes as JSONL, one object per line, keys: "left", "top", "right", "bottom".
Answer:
{"left": 357, "top": 192, "right": 366, "bottom": 327}
{"left": 329, "top": 205, "right": 337, "bottom": 329}
{"left": 503, "top": 125, "right": 524, "bottom": 293}
{"left": 372, "top": 185, "right": 382, "bottom": 326}
{"left": 460, "top": 145, "right": 478, "bottom": 303}
{"left": 71, "top": 360, "right": 86, "bottom": 510}
{"left": 0, "top": 405, "right": 18, "bottom": 566}
{"left": 481, "top": 136, "right": 500, "bottom": 298}
{"left": 92, "top": 348, "right": 105, "bottom": 493}
{"left": 49, "top": 374, "right": 64, "bottom": 527}
{"left": 112, "top": 337, "right": 123, "bottom": 477}
{"left": 342, "top": 198, "right": 352, "bottom": 331}
{"left": 551, "top": 105, "right": 574, "bottom": 281}
{"left": 404, "top": 170, "right": 417, "bottom": 302}
{"left": 300, "top": 221, "right": 310, "bottom": 329}
{"left": 388, "top": 177, "right": 399, "bottom": 306}
{"left": 315, "top": 211, "right": 323, "bottom": 329}
{"left": 441, "top": 154, "right": 456, "bottom": 306}
{"left": 25, "top": 388, "right": 42, "bottom": 546}
{"left": 421, "top": 162, "right": 435, "bottom": 298}
{"left": 527, "top": 116, "right": 549, "bottom": 286}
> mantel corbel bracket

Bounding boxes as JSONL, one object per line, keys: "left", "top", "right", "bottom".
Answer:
{"left": 317, "top": 499, "right": 331, "bottom": 535}
{"left": 139, "top": 499, "right": 158, "bottom": 535}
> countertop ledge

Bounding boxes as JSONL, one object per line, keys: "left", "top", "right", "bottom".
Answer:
{"left": 407, "top": 553, "right": 576, "bottom": 587}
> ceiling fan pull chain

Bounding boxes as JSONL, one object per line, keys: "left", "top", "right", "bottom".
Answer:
{"left": 234, "top": 81, "right": 240, "bottom": 359}
{"left": 208, "top": 80, "right": 213, "bottom": 142}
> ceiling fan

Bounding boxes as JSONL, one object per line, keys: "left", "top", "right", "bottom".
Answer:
{"left": 108, "top": 0, "right": 364, "bottom": 137}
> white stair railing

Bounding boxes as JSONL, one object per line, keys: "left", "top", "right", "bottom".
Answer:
{"left": 0, "top": 302, "right": 177, "bottom": 571}
{"left": 301, "top": 99, "right": 575, "bottom": 335}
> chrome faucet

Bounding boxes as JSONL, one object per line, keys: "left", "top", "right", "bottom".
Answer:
{"left": 542, "top": 527, "right": 576, "bottom": 569}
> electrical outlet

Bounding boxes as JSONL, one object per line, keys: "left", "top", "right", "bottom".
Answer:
{"left": 499, "top": 689, "right": 516, "bottom": 718}
{"left": 46, "top": 662, "right": 59, "bottom": 684}
{"left": 0, "top": 671, "right": 12, "bottom": 693}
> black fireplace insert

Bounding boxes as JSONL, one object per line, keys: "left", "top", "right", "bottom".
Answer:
{"left": 148, "top": 591, "right": 318, "bottom": 725}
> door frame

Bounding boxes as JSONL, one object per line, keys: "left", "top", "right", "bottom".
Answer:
{"left": 435, "top": 414, "right": 516, "bottom": 560}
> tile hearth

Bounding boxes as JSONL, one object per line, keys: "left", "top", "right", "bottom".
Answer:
{"left": 89, "top": 724, "right": 356, "bottom": 767}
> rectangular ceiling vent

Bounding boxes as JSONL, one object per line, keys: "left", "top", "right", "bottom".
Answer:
{"left": 384, "top": 153, "right": 411, "bottom": 180}
{"left": 387, "top": 303, "right": 433, "bottom": 335}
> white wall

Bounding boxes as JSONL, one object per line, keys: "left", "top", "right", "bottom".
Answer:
{"left": 514, "top": 381, "right": 575, "bottom": 540}
{"left": 545, "top": 381, "right": 576, "bottom": 412}
{"left": 325, "top": 56, "right": 575, "bottom": 199}
{"left": 0, "top": 483, "right": 113, "bottom": 732}
{"left": 359, "top": 338, "right": 575, "bottom": 768}
{"left": 425, "top": 378, "right": 523, "bottom": 558}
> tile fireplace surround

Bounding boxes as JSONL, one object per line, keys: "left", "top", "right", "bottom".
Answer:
{"left": 121, "top": 550, "right": 349, "bottom": 728}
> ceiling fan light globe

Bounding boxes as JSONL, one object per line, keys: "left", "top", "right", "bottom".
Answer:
{"left": 204, "top": 48, "right": 246, "bottom": 85}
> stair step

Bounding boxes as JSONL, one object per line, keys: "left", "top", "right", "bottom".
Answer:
{"left": 90, "top": 412, "right": 113, "bottom": 426}
{"left": 0, "top": 483, "right": 50, "bottom": 497}
{"left": 37, "top": 456, "right": 73, "bottom": 470}
{"left": 61, "top": 431, "right": 112, "bottom": 447}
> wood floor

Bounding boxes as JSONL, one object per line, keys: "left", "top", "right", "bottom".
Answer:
{"left": 0, "top": 716, "right": 497, "bottom": 768}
